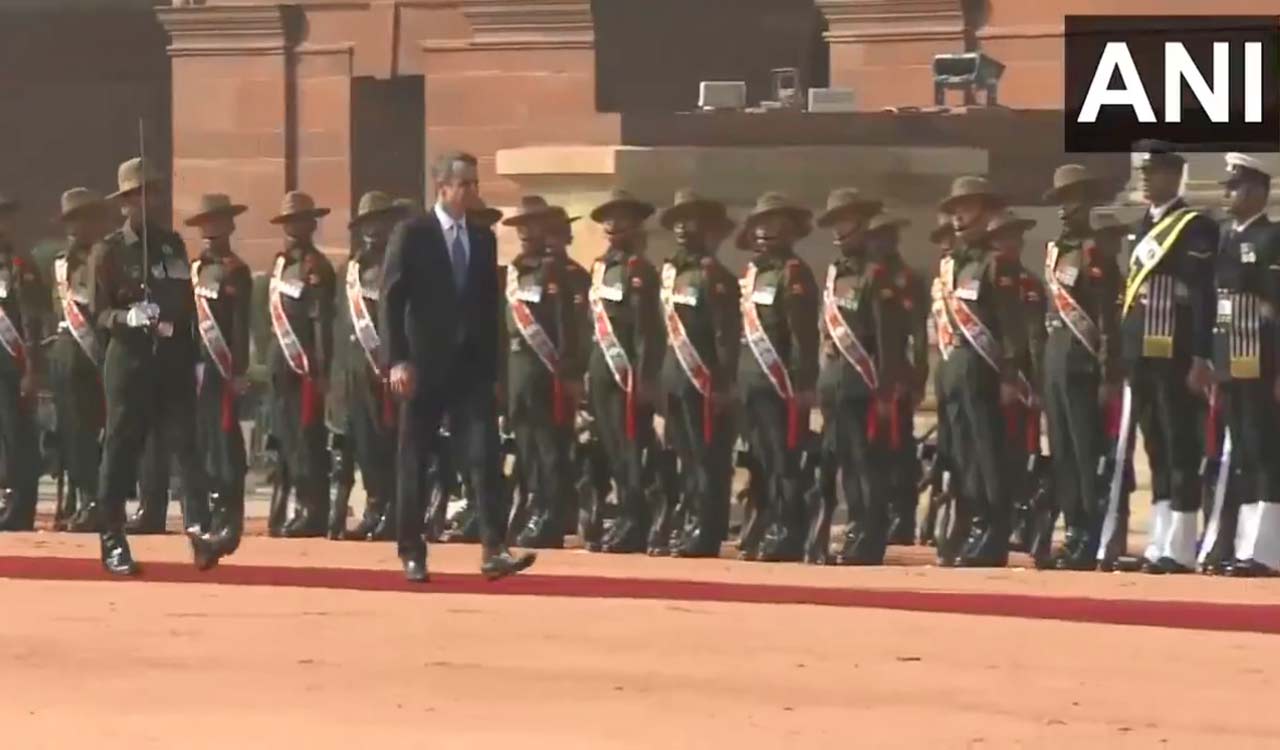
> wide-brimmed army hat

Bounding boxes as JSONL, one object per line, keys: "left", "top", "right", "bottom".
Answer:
{"left": 1043, "top": 164, "right": 1104, "bottom": 203}
{"left": 590, "top": 189, "right": 655, "bottom": 224}
{"left": 938, "top": 175, "right": 1005, "bottom": 213}
{"left": 866, "top": 213, "right": 910, "bottom": 234}
{"left": 108, "top": 157, "right": 163, "bottom": 200}
{"left": 269, "top": 191, "right": 330, "bottom": 224}
{"left": 976, "top": 210, "right": 1036, "bottom": 241}
{"left": 348, "top": 191, "right": 405, "bottom": 229}
{"left": 57, "top": 188, "right": 105, "bottom": 222}
{"left": 816, "top": 187, "right": 884, "bottom": 228}
{"left": 659, "top": 188, "right": 734, "bottom": 232}
{"left": 1133, "top": 139, "right": 1186, "bottom": 171}
{"left": 549, "top": 206, "right": 580, "bottom": 225}
{"left": 735, "top": 192, "right": 813, "bottom": 250}
{"left": 928, "top": 215, "right": 955, "bottom": 244}
{"left": 501, "top": 195, "right": 560, "bottom": 227}
{"left": 184, "top": 193, "right": 248, "bottom": 227}
{"left": 462, "top": 197, "right": 503, "bottom": 227}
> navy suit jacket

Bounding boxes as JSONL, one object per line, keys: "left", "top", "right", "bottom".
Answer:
{"left": 379, "top": 210, "right": 499, "bottom": 401}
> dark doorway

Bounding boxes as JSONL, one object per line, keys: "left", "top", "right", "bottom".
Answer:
{"left": 593, "top": 0, "right": 828, "bottom": 113}
{"left": 350, "top": 75, "right": 426, "bottom": 214}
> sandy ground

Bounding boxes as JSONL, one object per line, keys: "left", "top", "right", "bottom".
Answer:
{"left": 2, "top": 534, "right": 1279, "bottom": 749}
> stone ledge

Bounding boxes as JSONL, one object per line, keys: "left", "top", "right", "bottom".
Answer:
{"left": 817, "top": 0, "right": 965, "bottom": 43}
{"left": 157, "top": 5, "right": 289, "bottom": 57}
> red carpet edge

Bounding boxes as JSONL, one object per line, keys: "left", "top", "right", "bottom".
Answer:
{"left": 2, "top": 555, "right": 1278, "bottom": 635}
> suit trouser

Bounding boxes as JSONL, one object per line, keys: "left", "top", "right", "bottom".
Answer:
{"left": 940, "top": 348, "right": 1008, "bottom": 532}
{"left": 664, "top": 381, "right": 734, "bottom": 555}
{"left": 99, "top": 342, "right": 207, "bottom": 532}
{"left": 0, "top": 369, "right": 39, "bottom": 528}
{"left": 1044, "top": 333, "right": 1104, "bottom": 544}
{"left": 197, "top": 366, "right": 246, "bottom": 555}
{"left": 48, "top": 335, "right": 102, "bottom": 502}
{"left": 397, "top": 379, "right": 504, "bottom": 560}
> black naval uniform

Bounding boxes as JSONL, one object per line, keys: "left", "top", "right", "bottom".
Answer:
{"left": 937, "top": 237, "right": 1027, "bottom": 566}
{"left": 268, "top": 244, "right": 336, "bottom": 536}
{"left": 817, "top": 251, "right": 911, "bottom": 565}
{"left": 588, "top": 249, "right": 664, "bottom": 553}
{"left": 660, "top": 249, "right": 741, "bottom": 558}
{"left": 1043, "top": 228, "right": 1122, "bottom": 566}
{"left": 90, "top": 221, "right": 208, "bottom": 545}
{"left": 502, "top": 252, "right": 585, "bottom": 548}
{"left": 1206, "top": 213, "right": 1280, "bottom": 573}
{"left": 0, "top": 243, "right": 44, "bottom": 530}
{"left": 192, "top": 247, "right": 252, "bottom": 558}
{"left": 47, "top": 240, "right": 105, "bottom": 531}
{"left": 336, "top": 250, "right": 396, "bottom": 540}
{"left": 1115, "top": 198, "right": 1218, "bottom": 570}
{"left": 739, "top": 251, "right": 819, "bottom": 563}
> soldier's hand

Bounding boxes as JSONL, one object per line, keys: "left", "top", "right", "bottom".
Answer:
{"left": 389, "top": 362, "right": 417, "bottom": 399}
{"left": 1098, "top": 382, "right": 1120, "bottom": 408}
{"left": 231, "top": 376, "right": 250, "bottom": 396}
{"left": 999, "top": 381, "right": 1020, "bottom": 407}
{"left": 125, "top": 303, "right": 154, "bottom": 328}
{"left": 1186, "top": 357, "right": 1214, "bottom": 398}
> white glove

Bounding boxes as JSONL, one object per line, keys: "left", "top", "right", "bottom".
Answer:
{"left": 126, "top": 303, "right": 158, "bottom": 328}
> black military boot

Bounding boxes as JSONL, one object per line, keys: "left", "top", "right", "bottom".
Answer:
{"left": 282, "top": 483, "right": 327, "bottom": 538}
{"left": 267, "top": 464, "right": 291, "bottom": 537}
{"left": 66, "top": 499, "right": 102, "bottom": 533}
{"left": 601, "top": 506, "right": 649, "bottom": 554}
{"left": 99, "top": 503, "right": 139, "bottom": 577}
{"left": 958, "top": 522, "right": 1009, "bottom": 568}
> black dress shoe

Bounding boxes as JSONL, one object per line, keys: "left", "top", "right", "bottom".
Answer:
{"left": 481, "top": 548, "right": 537, "bottom": 581}
{"left": 186, "top": 528, "right": 220, "bottom": 572}
{"left": 66, "top": 505, "right": 102, "bottom": 534}
{"left": 1228, "top": 559, "right": 1278, "bottom": 578}
{"left": 100, "top": 533, "right": 139, "bottom": 577}
{"left": 125, "top": 514, "right": 166, "bottom": 535}
{"left": 1145, "top": 557, "right": 1193, "bottom": 575}
{"left": 402, "top": 558, "right": 429, "bottom": 583}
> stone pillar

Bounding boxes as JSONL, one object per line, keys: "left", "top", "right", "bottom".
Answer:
{"left": 418, "top": 0, "right": 621, "bottom": 205}
{"left": 158, "top": 4, "right": 290, "bottom": 267}
{"left": 816, "top": 0, "right": 966, "bottom": 110}
{"left": 294, "top": 42, "right": 355, "bottom": 247}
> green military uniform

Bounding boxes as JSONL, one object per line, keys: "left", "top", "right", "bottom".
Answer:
{"left": 736, "top": 193, "right": 819, "bottom": 563}
{"left": 1007, "top": 257, "right": 1047, "bottom": 553}
{"left": 817, "top": 227, "right": 913, "bottom": 565}
{"left": 48, "top": 237, "right": 105, "bottom": 531}
{"left": 0, "top": 234, "right": 45, "bottom": 531}
{"left": 191, "top": 240, "right": 252, "bottom": 559}
{"left": 1040, "top": 166, "right": 1123, "bottom": 569}
{"left": 935, "top": 179, "right": 1027, "bottom": 567}
{"left": 586, "top": 191, "right": 665, "bottom": 554}
{"left": 266, "top": 201, "right": 336, "bottom": 538}
{"left": 501, "top": 240, "right": 585, "bottom": 548}
{"left": 866, "top": 218, "right": 931, "bottom": 546}
{"left": 656, "top": 191, "right": 741, "bottom": 558}
{"left": 327, "top": 248, "right": 356, "bottom": 538}
{"left": 89, "top": 163, "right": 208, "bottom": 572}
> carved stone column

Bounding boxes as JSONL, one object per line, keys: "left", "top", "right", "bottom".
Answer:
{"left": 816, "top": 0, "right": 967, "bottom": 110}
{"left": 418, "top": 0, "right": 620, "bottom": 204}
{"left": 157, "top": 4, "right": 290, "bottom": 266}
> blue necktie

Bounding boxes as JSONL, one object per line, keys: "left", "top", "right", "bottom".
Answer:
{"left": 450, "top": 227, "right": 467, "bottom": 290}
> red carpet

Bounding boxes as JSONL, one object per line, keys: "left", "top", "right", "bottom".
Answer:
{"left": 2, "top": 554, "right": 1278, "bottom": 635}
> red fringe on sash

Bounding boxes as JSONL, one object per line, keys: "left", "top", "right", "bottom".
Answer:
{"left": 1003, "top": 404, "right": 1019, "bottom": 443}
{"left": 553, "top": 378, "right": 566, "bottom": 427}
{"left": 301, "top": 375, "right": 317, "bottom": 427}
{"left": 221, "top": 384, "right": 236, "bottom": 433}
{"left": 786, "top": 397, "right": 799, "bottom": 450}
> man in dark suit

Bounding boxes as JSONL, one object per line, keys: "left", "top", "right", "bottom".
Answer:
{"left": 380, "top": 151, "right": 536, "bottom": 582}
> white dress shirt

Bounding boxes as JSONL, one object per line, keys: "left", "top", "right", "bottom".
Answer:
{"left": 1148, "top": 196, "right": 1181, "bottom": 224}
{"left": 434, "top": 201, "right": 471, "bottom": 273}
{"left": 1233, "top": 211, "right": 1267, "bottom": 233}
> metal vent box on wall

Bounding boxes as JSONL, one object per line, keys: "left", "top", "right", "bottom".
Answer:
{"left": 698, "top": 81, "right": 747, "bottom": 110}
{"left": 808, "top": 88, "right": 856, "bottom": 113}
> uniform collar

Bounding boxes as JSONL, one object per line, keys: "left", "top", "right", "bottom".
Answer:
{"left": 1148, "top": 196, "right": 1183, "bottom": 223}
{"left": 1233, "top": 211, "right": 1267, "bottom": 232}
{"left": 513, "top": 251, "right": 545, "bottom": 270}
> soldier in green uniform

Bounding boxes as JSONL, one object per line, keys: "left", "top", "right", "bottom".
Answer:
{"left": 0, "top": 195, "right": 46, "bottom": 531}
{"left": 1039, "top": 165, "right": 1123, "bottom": 569}
{"left": 979, "top": 211, "right": 1049, "bottom": 556}
{"left": 585, "top": 190, "right": 664, "bottom": 553}
{"left": 922, "top": 216, "right": 958, "bottom": 547}
{"left": 654, "top": 189, "right": 741, "bottom": 558}
{"left": 332, "top": 192, "right": 404, "bottom": 541}
{"left": 812, "top": 189, "right": 912, "bottom": 564}
{"left": 266, "top": 191, "right": 337, "bottom": 538}
{"left": 737, "top": 192, "right": 819, "bottom": 563}
{"left": 182, "top": 194, "right": 253, "bottom": 569}
{"left": 1106, "top": 141, "right": 1219, "bottom": 574}
{"left": 1203, "top": 153, "right": 1280, "bottom": 577}
{"left": 935, "top": 176, "right": 1027, "bottom": 567}
{"left": 500, "top": 197, "right": 585, "bottom": 548}
{"left": 89, "top": 158, "right": 208, "bottom": 574}
{"left": 46, "top": 189, "right": 110, "bottom": 533}
{"left": 865, "top": 212, "right": 931, "bottom": 546}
